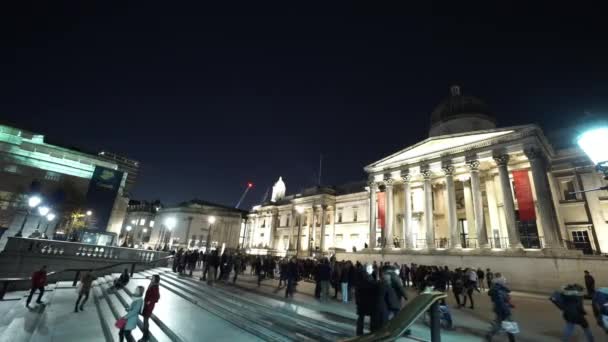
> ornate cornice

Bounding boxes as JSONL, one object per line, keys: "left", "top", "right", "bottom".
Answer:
{"left": 421, "top": 168, "right": 433, "bottom": 180}
{"left": 493, "top": 154, "right": 510, "bottom": 167}
{"left": 441, "top": 164, "right": 455, "bottom": 176}
{"left": 401, "top": 170, "right": 411, "bottom": 183}
{"left": 466, "top": 159, "right": 480, "bottom": 171}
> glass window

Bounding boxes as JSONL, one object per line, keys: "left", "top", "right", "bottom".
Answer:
{"left": 353, "top": 208, "right": 358, "bottom": 222}
{"left": 338, "top": 212, "right": 343, "bottom": 223}
{"left": 139, "top": 218, "right": 146, "bottom": 226}
{"left": 561, "top": 180, "right": 577, "bottom": 201}
{"left": 149, "top": 220, "right": 155, "bottom": 227}
{"left": 3, "top": 165, "right": 18, "bottom": 173}
{"left": 44, "top": 171, "right": 61, "bottom": 181}
{"left": 286, "top": 216, "right": 290, "bottom": 227}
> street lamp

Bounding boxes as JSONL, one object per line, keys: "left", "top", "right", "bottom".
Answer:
{"left": 295, "top": 206, "right": 304, "bottom": 256}
{"left": 206, "top": 216, "right": 216, "bottom": 249}
{"left": 86, "top": 210, "right": 92, "bottom": 216}
{"left": 41, "top": 213, "right": 56, "bottom": 239}
{"left": 577, "top": 126, "right": 608, "bottom": 190}
{"left": 30, "top": 206, "right": 50, "bottom": 237}
{"left": 123, "top": 225, "right": 133, "bottom": 247}
{"left": 84, "top": 210, "right": 93, "bottom": 229}
{"left": 15, "top": 195, "right": 42, "bottom": 237}
{"left": 165, "top": 217, "right": 177, "bottom": 250}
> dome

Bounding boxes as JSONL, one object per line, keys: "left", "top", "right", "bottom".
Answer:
{"left": 429, "top": 85, "right": 496, "bottom": 137}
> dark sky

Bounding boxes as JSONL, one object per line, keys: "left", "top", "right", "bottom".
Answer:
{"left": 1, "top": 2, "right": 607, "bottom": 208}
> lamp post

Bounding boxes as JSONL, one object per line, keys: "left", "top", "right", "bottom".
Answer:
{"left": 15, "top": 195, "right": 42, "bottom": 237}
{"left": 30, "top": 206, "right": 50, "bottom": 238}
{"left": 164, "top": 217, "right": 177, "bottom": 250}
{"left": 295, "top": 206, "right": 304, "bottom": 256}
{"left": 84, "top": 210, "right": 93, "bottom": 229}
{"left": 577, "top": 126, "right": 608, "bottom": 191}
{"left": 41, "top": 213, "right": 56, "bottom": 239}
{"left": 206, "top": 216, "right": 216, "bottom": 250}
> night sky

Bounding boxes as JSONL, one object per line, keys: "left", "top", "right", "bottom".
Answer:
{"left": 1, "top": 2, "right": 607, "bottom": 209}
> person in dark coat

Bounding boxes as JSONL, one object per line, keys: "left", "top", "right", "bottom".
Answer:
{"left": 318, "top": 258, "right": 331, "bottom": 301}
{"left": 26, "top": 265, "right": 47, "bottom": 307}
{"left": 75, "top": 270, "right": 94, "bottom": 312}
{"left": 331, "top": 262, "right": 342, "bottom": 299}
{"left": 477, "top": 268, "right": 486, "bottom": 291}
{"left": 285, "top": 257, "right": 298, "bottom": 298}
{"left": 485, "top": 275, "right": 515, "bottom": 342}
{"left": 355, "top": 264, "right": 375, "bottom": 335}
{"left": 112, "top": 269, "right": 130, "bottom": 291}
{"left": 370, "top": 272, "right": 400, "bottom": 332}
{"left": 452, "top": 269, "right": 464, "bottom": 307}
{"left": 139, "top": 275, "right": 160, "bottom": 342}
{"left": 584, "top": 271, "right": 596, "bottom": 298}
{"left": 551, "top": 284, "right": 594, "bottom": 342}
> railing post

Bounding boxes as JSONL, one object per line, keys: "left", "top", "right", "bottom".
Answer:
{"left": 73, "top": 270, "right": 81, "bottom": 287}
{"left": 0, "top": 281, "right": 8, "bottom": 300}
{"left": 429, "top": 301, "right": 441, "bottom": 342}
{"left": 130, "top": 263, "right": 136, "bottom": 277}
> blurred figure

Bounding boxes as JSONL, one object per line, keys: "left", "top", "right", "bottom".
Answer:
{"left": 26, "top": 265, "right": 47, "bottom": 307}
{"left": 119, "top": 285, "right": 144, "bottom": 342}
{"left": 139, "top": 275, "right": 160, "bottom": 342}
{"left": 75, "top": 269, "right": 94, "bottom": 312}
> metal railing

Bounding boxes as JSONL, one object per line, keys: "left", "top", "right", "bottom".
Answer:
{"left": 414, "top": 239, "right": 428, "bottom": 249}
{"left": 0, "top": 255, "right": 173, "bottom": 300}
{"left": 521, "top": 235, "right": 544, "bottom": 249}
{"left": 488, "top": 237, "right": 510, "bottom": 249}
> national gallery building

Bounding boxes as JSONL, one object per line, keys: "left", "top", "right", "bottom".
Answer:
{"left": 244, "top": 86, "right": 608, "bottom": 259}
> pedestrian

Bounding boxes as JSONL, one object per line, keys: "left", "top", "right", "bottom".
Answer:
{"left": 285, "top": 257, "right": 298, "bottom": 298}
{"left": 477, "top": 268, "right": 485, "bottom": 291}
{"left": 355, "top": 264, "right": 374, "bottom": 335}
{"left": 26, "top": 265, "right": 47, "bottom": 308}
{"left": 118, "top": 285, "right": 144, "bottom": 342}
{"left": 75, "top": 269, "right": 94, "bottom": 312}
{"left": 207, "top": 250, "right": 219, "bottom": 286}
{"left": 112, "top": 269, "right": 130, "bottom": 291}
{"left": 381, "top": 266, "right": 405, "bottom": 319}
{"left": 332, "top": 262, "right": 342, "bottom": 299}
{"left": 584, "top": 271, "right": 596, "bottom": 299}
{"left": 550, "top": 284, "right": 594, "bottom": 342}
{"left": 340, "top": 262, "right": 351, "bottom": 303}
{"left": 485, "top": 274, "right": 516, "bottom": 342}
{"left": 318, "top": 258, "right": 331, "bottom": 301}
{"left": 463, "top": 268, "right": 477, "bottom": 309}
{"left": 486, "top": 268, "right": 494, "bottom": 289}
{"left": 139, "top": 275, "right": 160, "bottom": 342}
{"left": 452, "top": 269, "right": 464, "bottom": 308}
{"left": 233, "top": 255, "right": 242, "bottom": 284}
{"left": 370, "top": 268, "right": 400, "bottom": 332}
{"left": 591, "top": 287, "right": 608, "bottom": 334}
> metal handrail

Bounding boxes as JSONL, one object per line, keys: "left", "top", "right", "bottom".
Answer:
{"left": 0, "top": 255, "right": 173, "bottom": 300}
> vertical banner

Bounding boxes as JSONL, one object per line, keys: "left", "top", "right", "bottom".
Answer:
{"left": 512, "top": 170, "right": 536, "bottom": 221}
{"left": 377, "top": 191, "right": 386, "bottom": 229}
{"left": 85, "top": 166, "right": 125, "bottom": 231}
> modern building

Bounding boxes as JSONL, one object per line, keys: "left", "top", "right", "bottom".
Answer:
{"left": 245, "top": 86, "right": 608, "bottom": 256}
{"left": 0, "top": 123, "right": 131, "bottom": 249}
{"left": 129, "top": 199, "right": 247, "bottom": 251}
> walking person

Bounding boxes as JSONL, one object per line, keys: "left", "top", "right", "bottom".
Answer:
{"left": 463, "top": 268, "right": 477, "bottom": 309}
{"left": 477, "top": 268, "right": 486, "bottom": 291}
{"left": 355, "top": 264, "right": 374, "bottom": 335}
{"left": 485, "top": 274, "right": 516, "bottom": 342}
{"left": 75, "top": 269, "right": 94, "bottom": 312}
{"left": 584, "top": 271, "right": 596, "bottom": 299}
{"left": 232, "top": 255, "right": 242, "bottom": 284}
{"left": 285, "top": 257, "right": 298, "bottom": 299}
{"left": 550, "top": 284, "right": 594, "bottom": 342}
{"left": 452, "top": 269, "right": 464, "bottom": 308}
{"left": 340, "top": 262, "right": 351, "bottom": 303}
{"left": 26, "top": 265, "right": 48, "bottom": 308}
{"left": 318, "top": 258, "right": 331, "bottom": 301}
{"left": 331, "top": 262, "right": 342, "bottom": 299}
{"left": 486, "top": 268, "right": 494, "bottom": 289}
{"left": 118, "top": 285, "right": 144, "bottom": 342}
{"left": 138, "top": 275, "right": 160, "bottom": 342}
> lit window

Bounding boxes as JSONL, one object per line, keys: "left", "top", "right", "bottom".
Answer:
{"left": 3, "top": 165, "right": 18, "bottom": 174}
{"left": 139, "top": 218, "right": 146, "bottom": 226}
{"left": 150, "top": 220, "right": 155, "bottom": 227}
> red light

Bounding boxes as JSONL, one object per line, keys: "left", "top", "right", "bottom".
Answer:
{"left": 247, "top": 182, "right": 253, "bottom": 188}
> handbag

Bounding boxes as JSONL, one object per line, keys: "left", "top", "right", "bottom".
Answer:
{"left": 115, "top": 317, "right": 127, "bottom": 330}
{"left": 501, "top": 320, "right": 520, "bottom": 334}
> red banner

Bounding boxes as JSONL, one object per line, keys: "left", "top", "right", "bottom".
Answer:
{"left": 377, "top": 192, "right": 386, "bottom": 229}
{"left": 512, "top": 170, "right": 536, "bottom": 221}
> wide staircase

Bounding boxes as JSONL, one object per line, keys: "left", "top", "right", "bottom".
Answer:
{"left": 0, "top": 267, "right": 450, "bottom": 342}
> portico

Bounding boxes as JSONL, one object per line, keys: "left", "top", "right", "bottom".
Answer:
{"left": 365, "top": 125, "right": 566, "bottom": 253}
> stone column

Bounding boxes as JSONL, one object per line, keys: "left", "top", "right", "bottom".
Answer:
{"left": 320, "top": 205, "right": 327, "bottom": 251}
{"left": 289, "top": 208, "right": 296, "bottom": 250}
{"left": 422, "top": 168, "right": 435, "bottom": 249}
{"left": 443, "top": 164, "right": 460, "bottom": 248}
{"left": 368, "top": 180, "right": 377, "bottom": 248}
{"left": 525, "top": 148, "right": 562, "bottom": 248}
{"left": 384, "top": 175, "right": 395, "bottom": 248}
{"left": 494, "top": 154, "right": 523, "bottom": 248}
{"left": 310, "top": 207, "right": 317, "bottom": 251}
{"left": 467, "top": 160, "right": 489, "bottom": 248}
{"left": 401, "top": 171, "right": 413, "bottom": 249}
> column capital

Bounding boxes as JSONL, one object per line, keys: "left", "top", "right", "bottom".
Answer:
{"left": 383, "top": 175, "right": 395, "bottom": 187}
{"left": 493, "top": 154, "right": 510, "bottom": 167}
{"left": 401, "top": 171, "right": 412, "bottom": 183}
{"left": 421, "top": 168, "right": 433, "bottom": 180}
{"left": 442, "top": 164, "right": 455, "bottom": 176}
{"left": 524, "top": 147, "right": 546, "bottom": 162}
{"left": 466, "top": 159, "right": 480, "bottom": 171}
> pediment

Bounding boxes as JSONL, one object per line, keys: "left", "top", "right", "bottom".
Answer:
{"left": 366, "top": 127, "right": 533, "bottom": 171}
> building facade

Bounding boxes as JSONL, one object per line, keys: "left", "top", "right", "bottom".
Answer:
{"left": 245, "top": 86, "right": 608, "bottom": 256}
{"left": 134, "top": 199, "right": 246, "bottom": 251}
{"left": 0, "top": 124, "right": 131, "bottom": 249}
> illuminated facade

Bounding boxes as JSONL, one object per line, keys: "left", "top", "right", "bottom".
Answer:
{"left": 246, "top": 86, "right": 608, "bottom": 256}
{"left": 0, "top": 124, "right": 130, "bottom": 249}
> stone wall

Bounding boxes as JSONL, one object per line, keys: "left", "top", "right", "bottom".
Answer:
{"left": 336, "top": 250, "right": 608, "bottom": 293}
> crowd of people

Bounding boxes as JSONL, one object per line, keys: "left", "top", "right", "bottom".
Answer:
{"left": 23, "top": 248, "right": 607, "bottom": 341}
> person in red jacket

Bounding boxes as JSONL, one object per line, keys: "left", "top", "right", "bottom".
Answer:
{"left": 26, "top": 265, "right": 48, "bottom": 307}
{"left": 138, "top": 274, "right": 160, "bottom": 342}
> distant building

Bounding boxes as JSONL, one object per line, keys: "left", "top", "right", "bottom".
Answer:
{"left": 132, "top": 199, "right": 247, "bottom": 251}
{"left": 0, "top": 124, "right": 131, "bottom": 249}
{"left": 98, "top": 151, "right": 140, "bottom": 195}
{"left": 121, "top": 200, "right": 162, "bottom": 247}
